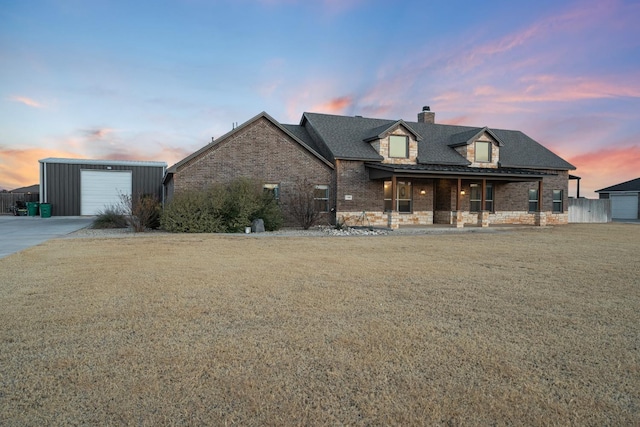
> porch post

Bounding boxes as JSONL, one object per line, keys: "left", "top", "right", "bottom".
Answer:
{"left": 479, "top": 179, "right": 489, "bottom": 227}
{"left": 388, "top": 175, "right": 398, "bottom": 229}
{"left": 536, "top": 179, "right": 546, "bottom": 226}
{"left": 538, "top": 179, "right": 543, "bottom": 212}
{"left": 481, "top": 179, "right": 486, "bottom": 211}
{"left": 391, "top": 175, "right": 397, "bottom": 212}
{"left": 454, "top": 178, "right": 464, "bottom": 228}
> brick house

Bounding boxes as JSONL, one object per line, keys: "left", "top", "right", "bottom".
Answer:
{"left": 164, "top": 107, "right": 575, "bottom": 228}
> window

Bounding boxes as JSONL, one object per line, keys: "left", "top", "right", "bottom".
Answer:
{"left": 470, "top": 184, "right": 481, "bottom": 212}
{"left": 475, "top": 141, "right": 491, "bottom": 162}
{"left": 397, "top": 181, "right": 412, "bottom": 213}
{"left": 383, "top": 181, "right": 412, "bottom": 212}
{"left": 314, "top": 185, "right": 329, "bottom": 212}
{"left": 469, "top": 183, "right": 494, "bottom": 212}
{"left": 389, "top": 135, "right": 409, "bottom": 158}
{"left": 384, "top": 181, "right": 393, "bottom": 212}
{"left": 553, "top": 190, "right": 563, "bottom": 213}
{"left": 528, "top": 189, "right": 538, "bottom": 212}
{"left": 263, "top": 183, "right": 279, "bottom": 201}
{"left": 485, "top": 183, "right": 494, "bottom": 212}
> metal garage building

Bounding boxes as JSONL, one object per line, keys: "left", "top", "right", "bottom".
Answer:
{"left": 596, "top": 177, "right": 640, "bottom": 220}
{"left": 39, "top": 158, "right": 167, "bottom": 216}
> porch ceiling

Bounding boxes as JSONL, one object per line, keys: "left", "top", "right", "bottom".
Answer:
{"left": 366, "top": 163, "right": 550, "bottom": 181}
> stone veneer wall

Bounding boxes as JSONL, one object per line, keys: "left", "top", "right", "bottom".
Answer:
{"left": 338, "top": 211, "right": 434, "bottom": 229}
{"left": 378, "top": 128, "right": 419, "bottom": 165}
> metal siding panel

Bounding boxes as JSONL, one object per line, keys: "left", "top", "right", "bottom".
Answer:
{"left": 44, "top": 161, "right": 165, "bottom": 215}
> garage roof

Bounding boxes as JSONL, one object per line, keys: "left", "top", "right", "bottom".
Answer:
{"left": 39, "top": 158, "right": 167, "bottom": 167}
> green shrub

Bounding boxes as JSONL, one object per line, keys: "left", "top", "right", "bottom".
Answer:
{"left": 256, "top": 191, "right": 283, "bottom": 231}
{"left": 160, "top": 188, "right": 225, "bottom": 233}
{"left": 161, "top": 178, "right": 284, "bottom": 233}
{"left": 92, "top": 207, "right": 128, "bottom": 229}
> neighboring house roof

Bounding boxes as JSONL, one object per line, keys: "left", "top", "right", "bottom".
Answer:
{"left": 10, "top": 184, "right": 39, "bottom": 193}
{"left": 301, "top": 112, "right": 575, "bottom": 170}
{"left": 166, "top": 111, "right": 333, "bottom": 175}
{"left": 595, "top": 177, "right": 640, "bottom": 193}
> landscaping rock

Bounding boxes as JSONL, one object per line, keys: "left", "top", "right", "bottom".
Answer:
{"left": 251, "top": 218, "right": 265, "bottom": 233}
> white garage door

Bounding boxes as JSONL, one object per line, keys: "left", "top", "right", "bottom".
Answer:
{"left": 81, "top": 170, "right": 132, "bottom": 215}
{"left": 611, "top": 194, "right": 639, "bottom": 219}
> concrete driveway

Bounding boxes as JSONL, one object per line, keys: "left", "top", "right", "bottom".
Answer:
{"left": 0, "top": 215, "right": 95, "bottom": 259}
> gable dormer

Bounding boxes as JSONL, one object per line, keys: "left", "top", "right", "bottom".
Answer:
{"left": 364, "top": 120, "right": 421, "bottom": 165}
{"left": 448, "top": 127, "right": 503, "bottom": 168}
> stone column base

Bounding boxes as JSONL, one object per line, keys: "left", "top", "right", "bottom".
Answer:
{"left": 387, "top": 212, "right": 399, "bottom": 229}
{"left": 452, "top": 211, "right": 464, "bottom": 228}
{"left": 478, "top": 211, "right": 490, "bottom": 227}
{"left": 535, "top": 212, "right": 547, "bottom": 226}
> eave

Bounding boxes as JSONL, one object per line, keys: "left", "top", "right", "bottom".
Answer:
{"left": 366, "top": 163, "right": 551, "bottom": 181}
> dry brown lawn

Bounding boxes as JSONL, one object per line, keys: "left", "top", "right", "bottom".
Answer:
{"left": 1, "top": 224, "right": 639, "bottom": 426}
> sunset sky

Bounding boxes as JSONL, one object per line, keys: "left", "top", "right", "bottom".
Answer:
{"left": 2, "top": 0, "right": 639, "bottom": 197}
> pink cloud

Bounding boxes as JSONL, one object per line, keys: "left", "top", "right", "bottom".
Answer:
{"left": 0, "top": 147, "right": 82, "bottom": 190}
{"left": 311, "top": 96, "right": 353, "bottom": 114}
{"left": 83, "top": 127, "right": 117, "bottom": 141}
{"left": 567, "top": 144, "right": 640, "bottom": 197}
{"left": 0, "top": 141, "right": 189, "bottom": 191}
{"left": 511, "top": 75, "right": 640, "bottom": 103}
{"left": 9, "top": 95, "right": 44, "bottom": 108}
{"left": 460, "top": 0, "right": 614, "bottom": 72}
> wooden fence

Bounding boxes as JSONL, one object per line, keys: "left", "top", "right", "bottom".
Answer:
{"left": 0, "top": 193, "right": 40, "bottom": 215}
{"left": 568, "top": 198, "right": 611, "bottom": 223}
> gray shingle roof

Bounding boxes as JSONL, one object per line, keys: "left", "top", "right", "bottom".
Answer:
{"left": 362, "top": 120, "right": 422, "bottom": 142}
{"left": 596, "top": 177, "right": 640, "bottom": 192}
{"left": 301, "top": 113, "right": 388, "bottom": 160}
{"left": 300, "top": 112, "right": 575, "bottom": 171}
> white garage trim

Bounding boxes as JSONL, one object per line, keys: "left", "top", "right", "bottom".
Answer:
{"left": 611, "top": 193, "right": 639, "bottom": 219}
{"left": 81, "top": 170, "right": 132, "bottom": 215}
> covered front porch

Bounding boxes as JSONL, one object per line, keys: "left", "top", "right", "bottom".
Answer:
{"left": 363, "top": 163, "right": 550, "bottom": 229}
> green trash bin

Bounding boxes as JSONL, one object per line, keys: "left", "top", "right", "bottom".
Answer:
{"left": 27, "top": 202, "right": 40, "bottom": 216}
{"left": 40, "top": 203, "right": 52, "bottom": 218}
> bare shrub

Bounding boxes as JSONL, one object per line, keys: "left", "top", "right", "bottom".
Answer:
{"left": 119, "top": 193, "right": 161, "bottom": 232}
{"left": 284, "top": 178, "right": 321, "bottom": 229}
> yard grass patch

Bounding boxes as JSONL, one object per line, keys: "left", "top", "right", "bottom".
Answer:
{"left": 1, "top": 224, "right": 639, "bottom": 425}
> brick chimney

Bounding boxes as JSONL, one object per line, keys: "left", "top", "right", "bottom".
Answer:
{"left": 417, "top": 106, "right": 435, "bottom": 124}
